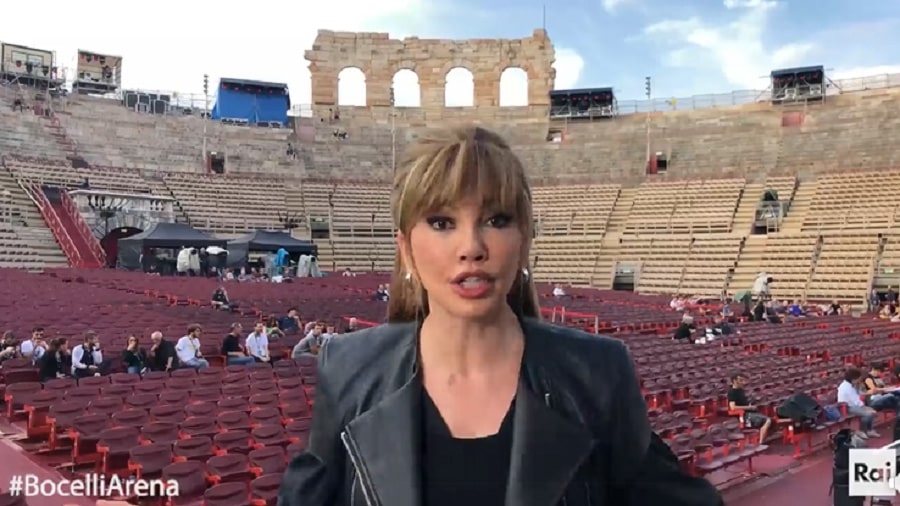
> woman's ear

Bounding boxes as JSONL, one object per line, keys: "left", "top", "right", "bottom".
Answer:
{"left": 397, "top": 231, "right": 414, "bottom": 278}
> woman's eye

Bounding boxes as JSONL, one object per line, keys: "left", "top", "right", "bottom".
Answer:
{"left": 426, "top": 217, "right": 452, "bottom": 230}
{"left": 487, "top": 214, "right": 513, "bottom": 228}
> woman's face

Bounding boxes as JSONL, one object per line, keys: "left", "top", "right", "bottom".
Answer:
{"left": 401, "top": 197, "right": 524, "bottom": 321}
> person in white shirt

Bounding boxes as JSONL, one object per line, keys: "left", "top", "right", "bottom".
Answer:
{"left": 552, "top": 284, "right": 566, "bottom": 298}
{"left": 176, "top": 324, "right": 209, "bottom": 368}
{"left": 245, "top": 323, "right": 270, "bottom": 363}
{"left": 71, "top": 331, "right": 104, "bottom": 378}
{"left": 838, "top": 367, "right": 878, "bottom": 437}
{"left": 20, "top": 326, "right": 47, "bottom": 363}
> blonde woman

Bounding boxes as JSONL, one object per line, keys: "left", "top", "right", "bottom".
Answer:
{"left": 279, "top": 127, "right": 722, "bottom": 505}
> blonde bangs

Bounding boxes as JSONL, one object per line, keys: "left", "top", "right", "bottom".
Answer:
{"left": 393, "top": 128, "right": 532, "bottom": 233}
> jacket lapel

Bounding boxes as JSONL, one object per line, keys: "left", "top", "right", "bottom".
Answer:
{"left": 346, "top": 326, "right": 423, "bottom": 506}
{"left": 506, "top": 383, "right": 596, "bottom": 506}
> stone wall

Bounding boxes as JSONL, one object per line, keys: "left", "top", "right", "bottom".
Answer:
{"left": 305, "top": 29, "right": 556, "bottom": 110}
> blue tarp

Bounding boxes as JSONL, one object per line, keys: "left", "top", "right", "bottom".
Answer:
{"left": 211, "top": 78, "right": 290, "bottom": 126}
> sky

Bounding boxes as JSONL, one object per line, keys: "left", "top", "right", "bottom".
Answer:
{"left": 2, "top": 0, "right": 899, "bottom": 112}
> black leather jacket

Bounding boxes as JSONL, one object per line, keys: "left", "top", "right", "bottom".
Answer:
{"left": 278, "top": 318, "right": 723, "bottom": 506}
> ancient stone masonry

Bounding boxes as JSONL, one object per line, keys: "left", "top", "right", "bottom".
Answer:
{"left": 304, "top": 29, "right": 556, "bottom": 110}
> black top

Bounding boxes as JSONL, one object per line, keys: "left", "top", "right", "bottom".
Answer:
{"left": 421, "top": 391, "right": 514, "bottom": 506}
{"left": 122, "top": 348, "right": 147, "bottom": 369}
{"left": 149, "top": 339, "right": 177, "bottom": 371}
{"left": 38, "top": 352, "right": 69, "bottom": 382}
{"left": 222, "top": 334, "right": 242, "bottom": 355}
{"left": 727, "top": 387, "right": 751, "bottom": 409}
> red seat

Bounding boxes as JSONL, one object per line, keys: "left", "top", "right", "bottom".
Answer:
{"left": 249, "top": 473, "right": 282, "bottom": 505}
{"left": 4, "top": 382, "right": 41, "bottom": 417}
{"left": 162, "top": 460, "right": 207, "bottom": 505}
{"left": 78, "top": 375, "right": 110, "bottom": 387}
{"left": 96, "top": 426, "right": 140, "bottom": 473}
{"left": 102, "top": 384, "right": 135, "bottom": 398}
{"left": 151, "top": 405, "right": 186, "bottom": 423}
{"left": 214, "top": 430, "right": 253, "bottom": 455}
{"left": 160, "top": 390, "right": 190, "bottom": 405}
{"left": 249, "top": 446, "right": 287, "bottom": 476}
{"left": 192, "top": 387, "right": 222, "bottom": 402}
{"left": 186, "top": 402, "right": 219, "bottom": 418}
{"left": 110, "top": 372, "right": 140, "bottom": 385}
{"left": 206, "top": 453, "right": 254, "bottom": 483}
{"left": 249, "top": 393, "right": 278, "bottom": 411}
{"left": 174, "top": 436, "right": 215, "bottom": 462}
{"left": 251, "top": 425, "right": 289, "bottom": 448}
{"left": 89, "top": 396, "right": 124, "bottom": 415}
{"left": 134, "top": 380, "right": 166, "bottom": 394}
{"left": 204, "top": 482, "right": 251, "bottom": 506}
{"left": 141, "top": 422, "right": 180, "bottom": 445}
{"left": 181, "top": 416, "right": 218, "bottom": 438}
{"left": 70, "top": 413, "right": 112, "bottom": 465}
{"left": 218, "top": 398, "right": 250, "bottom": 413}
{"left": 129, "top": 442, "right": 173, "bottom": 479}
{"left": 217, "top": 411, "right": 253, "bottom": 432}
{"left": 126, "top": 393, "right": 159, "bottom": 410}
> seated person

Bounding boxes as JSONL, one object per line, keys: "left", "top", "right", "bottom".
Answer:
{"left": 863, "top": 362, "right": 900, "bottom": 413}
{"left": 0, "top": 330, "right": 20, "bottom": 365}
{"left": 71, "top": 332, "right": 105, "bottom": 379}
{"left": 148, "top": 331, "right": 178, "bottom": 372}
{"left": 727, "top": 373, "right": 771, "bottom": 443}
{"left": 222, "top": 323, "right": 254, "bottom": 366}
{"left": 38, "top": 338, "right": 70, "bottom": 382}
{"left": 245, "top": 323, "right": 271, "bottom": 363}
{"left": 292, "top": 322, "right": 329, "bottom": 359}
{"left": 264, "top": 315, "right": 286, "bottom": 339}
{"left": 672, "top": 316, "right": 696, "bottom": 343}
{"left": 552, "top": 284, "right": 568, "bottom": 298}
{"left": 787, "top": 300, "right": 806, "bottom": 317}
{"left": 827, "top": 299, "right": 842, "bottom": 315}
{"left": 211, "top": 286, "right": 234, "bottom": 310}
{"left": 838, "top": 367, "right": 879, "bottom": 438}
{"left": 277, "top": 308, "right": 302, "bottom": 334}
{"left": 374, "top": 284, "right": 389, "bottom": 302}
{"left": 176, "top": 324, "right": 209, "bottom": 369}
{"left": 752, "top": 300, "right": 766, "bottom": 322}
{"left": 121, "top": 335, "right": 149, "bottom": 374}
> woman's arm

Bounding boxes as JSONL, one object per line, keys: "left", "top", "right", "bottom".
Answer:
{"left": 279, "top": 342, "right": 344, "bottom": 505}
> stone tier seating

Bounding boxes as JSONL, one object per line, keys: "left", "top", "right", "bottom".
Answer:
{"left": 879, "top": 236, "right": 900, "bottom": 276}
{"left": 533, "top": 184, "right": 620, "bottom": 235}
{"left": 60, "top": 96, "right": 298, "bottom": 174}
{"left": 731, "top": 234, "right": 819, "bottom": 301}
{"left": 532, "top": 236, "right": 602, "bottom": 285}
{"left": 162, "top": 174, "right": 300, "bottom": 234}
{"left": 803, "top": 171, "right": 900, "bottom": 232}
{"left": 679, "top": 236, "right": 743, "bottom": 297}
{"left": 5, "top": 157, "right": 151, "bottom": 194}
{"left": 302, "top": 182, "right": 392, "bottom": 234}
{"left": 620, "top": 236, "right": 691, "bottom": 294}
{"left": 625, "top": 179, "right": 744, "bottom": 234}
{"left": 0, "top": 88, "right": 67, "bottom": 160}
{"left": 806, "top": 234, "right": 879, "bottom": 302}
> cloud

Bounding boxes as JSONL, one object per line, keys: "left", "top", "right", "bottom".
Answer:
{"left": 602, "top": 0, "right": 634, "bottom": 14}
{"left": 553, "top": 48, "right": 586, "bottom": 90}
{"left": 642, "top": 0, "right": 814, "bottom": 90}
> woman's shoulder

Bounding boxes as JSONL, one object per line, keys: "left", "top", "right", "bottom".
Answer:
{"left": 522, "top": 318, "right": 630, "bottom": 358}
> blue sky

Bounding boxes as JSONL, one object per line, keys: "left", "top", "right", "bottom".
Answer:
{"left": 3, "top": 0, "right": 899, "bottom": 108}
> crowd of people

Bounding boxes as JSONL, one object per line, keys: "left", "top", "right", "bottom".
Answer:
{"left": 0, "top": 308, "right": 363, "bottom": 382}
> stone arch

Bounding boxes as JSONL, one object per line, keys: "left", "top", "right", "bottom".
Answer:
{"left": 337, "top": 67, "right": 367, "bottom": 106}
{"left": 391, "top": 69, "right": 420, "bottom": 107}
{"left": 499, "top": 67, "right": 529, "bottom": 107}
{"left": 101, "top": 226, "right": 142, "bottom": 268}
{"left": 445, "top": 67, "right": 474, "bottom": 107}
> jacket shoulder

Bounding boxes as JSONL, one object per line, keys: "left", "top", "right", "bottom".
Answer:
{"left": 523, "top": 318, "right": 630, "bottom": 363}
{"left": 317, "top": 323, "right": 418, "bottom": 407}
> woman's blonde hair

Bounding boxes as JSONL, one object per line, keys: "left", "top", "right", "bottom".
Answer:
{"left": 387, "top": 126, "right": 540, "bottom": 322}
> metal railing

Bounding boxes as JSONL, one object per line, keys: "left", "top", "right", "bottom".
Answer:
{"left": 60, "top": 189, "right": 105, "bottom": 265}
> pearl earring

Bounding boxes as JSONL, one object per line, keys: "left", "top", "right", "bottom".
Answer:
{"left": 405, "top": 272, "right": 412, "bottom": 281}
{"left": 522, "top": 268, "right": 530, "bottom": 280}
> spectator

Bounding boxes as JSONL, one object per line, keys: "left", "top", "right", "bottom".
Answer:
{"left": 148, "top": 331, "right": 177, "bottom": 372}
{"left": 20, "top": 326, "right": 47, "bottom": 362}
{"left": 222, "top": 323, "right": 254, "bottom": 366}
{"left": 176, "top": 324, "right": 209, "bottom": 369}
{"left": 121, "top": 335, "right": 148, "bottom": 374}
{"left": 245, "top": 322, "right": 270, "bottom": 363}
{"left": 343, "top": 317, "right": 359, "bottom": 333}
{"left": 38, "top": 337, "right": 70, "bottom": 382}
{"left": 211, "top": 286, "right": 232, "bottom": 310}
{"left": 71, "top": 331, "right": 103, "bottom": 379}
{"left": 264, "top": 315, "right": 285, "bottom": 339}
{"left": 0, "top": 330, "right": 20, "bottom": 365}
{"left": 292, "top": 322, "right": 327, "bottom": 359}
{"left": 838, "top": 367, "right": 878, "bottom": 438}
{"left": 278, "top": 308, "right": 301, "bottom": 333}
{"left": 727, "top": 373, "right": 772, "bottom": 443}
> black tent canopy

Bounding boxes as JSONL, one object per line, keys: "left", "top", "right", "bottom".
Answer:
{"left": 117, "top": 222, "right": 227, "bottom": 269}
{"left": 227, "top": 230, "right": 317, "bottom": 266}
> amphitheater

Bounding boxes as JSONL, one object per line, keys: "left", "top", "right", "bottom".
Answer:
{"left": 0, "top": 28, "right": 899, "bottom": 505}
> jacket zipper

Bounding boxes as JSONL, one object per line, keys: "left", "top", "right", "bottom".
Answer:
{"left": 341, "top": 429, "right": 377, "bottom": 506}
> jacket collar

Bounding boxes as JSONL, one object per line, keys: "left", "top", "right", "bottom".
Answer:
{"left": 342, "top": 319, "right": 595, "bottom": 506}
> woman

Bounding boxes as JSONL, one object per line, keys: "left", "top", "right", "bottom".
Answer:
{"left": 122, "top": 335, "right": 148, "bottom": 374}
{"left": 38, "top": 338, "right": 70, "bottom": 382}
{"left": 278, "top": 127, "right": 722, "bottom": 506}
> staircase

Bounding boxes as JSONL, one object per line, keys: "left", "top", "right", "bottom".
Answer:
{"left": 42, "top": 115, "right": 79, "bottom": 159}
{"left": 35, "top": 186, "right": 104, "bottom": 268}
{"left": 731, "top": 182, "right": 765, "bottom": 234}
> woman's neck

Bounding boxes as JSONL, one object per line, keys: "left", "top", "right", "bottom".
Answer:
{"left": 419, "top": 307, "right": 524, "bottom": 377}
